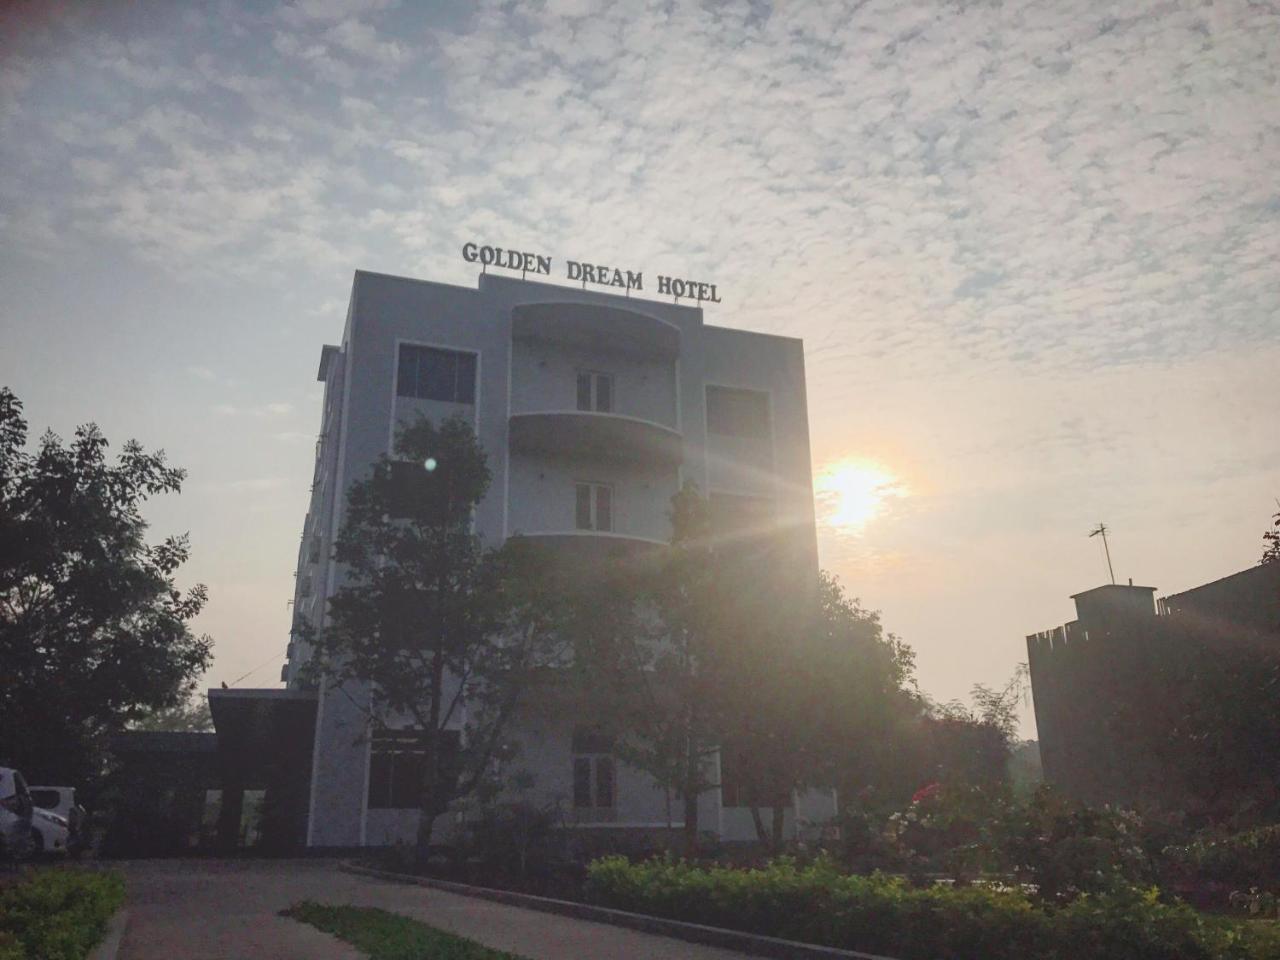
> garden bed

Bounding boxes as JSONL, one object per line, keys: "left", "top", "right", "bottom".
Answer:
{"left": 583, "top": 856, "right": 1280, "bottom": 960}
{"left": 0, "top": 868, "right": 125, "bottom": 960}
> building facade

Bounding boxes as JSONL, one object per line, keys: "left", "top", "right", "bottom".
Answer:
{"left": 1027, "top": 567, "right": 1280, "bottom": 808}
{"left": 280, "top": 268, "right": 831, "bottom": 848}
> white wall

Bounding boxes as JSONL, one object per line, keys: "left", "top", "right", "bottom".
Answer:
{"left": 511, "top": 340, "right": 676, "bottom": 428}
{"left": 507, "top": 451, "right": 677, "bottom": 541}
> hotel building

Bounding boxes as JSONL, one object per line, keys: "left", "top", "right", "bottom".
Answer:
{"left": 268, "top": 267, "right": 830, "bottom": 848}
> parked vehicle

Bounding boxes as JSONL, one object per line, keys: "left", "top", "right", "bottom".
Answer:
{"left": 30, "top": 785, "right": 88, "bottom": 854}
{"left": 30, "top": 807, "right": 71, "bottom": 857}
{"left": 0, "top": 767, "right": 37, "bottom": 861}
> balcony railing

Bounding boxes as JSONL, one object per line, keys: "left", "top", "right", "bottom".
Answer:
{"left": 508, "top": 411, "right": 682, "bottom": 466}
{"left": 512, "top": 302, "right": 679, "bottom": 360}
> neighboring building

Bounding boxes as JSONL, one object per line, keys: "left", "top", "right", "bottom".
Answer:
{"left": 1027, "top": 565, "right": 1280, "bottom": 807}
{"left": 209, "top": 267, "right": 830, "bottom": 850}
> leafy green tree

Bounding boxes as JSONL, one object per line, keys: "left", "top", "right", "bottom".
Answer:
{"left": 715, "top": 570, "right": 919, "bottom": 851}
{"left": 603, "top": 484, "right": 729, "bottom": 853}
{"left": 0, "top": 387, "right": 213, "bottom": 785}
{"left": 565, "top": 483, "right": 756, "bottom": 854}
{"left": 300, "top": 416, "right": 563, "bottom": 858}
{"left": 1263, "top": 506, "right": 1280, "bottom": 565}
{"left": 129, "top": 692, "right": 213, "bottom": 732}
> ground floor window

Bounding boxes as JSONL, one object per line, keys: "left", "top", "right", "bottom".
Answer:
{"left": 367, "top": 729, "right": 460, "bottom": 810}
{"left": 719, "top": 750, "right": 763, "bottom": 809}
{"left": 571, "top": 730, "right": 615, "bottom": 809}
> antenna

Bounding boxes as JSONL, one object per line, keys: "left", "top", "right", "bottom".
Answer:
{"left": 1089, "top": 522, "right": 1116, "bottom": 585}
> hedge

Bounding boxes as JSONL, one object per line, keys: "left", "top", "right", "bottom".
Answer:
{"left": 1164, "top": 826, "right": 1280, "bottom": 888}
{"left": 584, "top": 856, "right": 1280, "bottom": 960}
{"left": 0, "top": 869, "right": 125, "bottom": 960}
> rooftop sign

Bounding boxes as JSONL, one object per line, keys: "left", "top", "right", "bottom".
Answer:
{"left": 461, "top": 242, "right": 721, "bottom": 304}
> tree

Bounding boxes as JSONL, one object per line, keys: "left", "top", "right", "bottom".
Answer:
{"left": 621, "top": 484, "right": 728, "bottom": 854}
{"left": 565, "top": 484, "right": 738, "bottom": 854}
{"left": 0, "top": 387, "right": 213, "bottom": 785}
{"left": 716, "top": 569, "right": 917, "bottom": 851}
{"left": 809, "top": 573, "right": 923, "bottom": 805}
{"left": 129, "top": 692, "right": 213, "bottom": 732}
{"left": 300, "top": 416, "right": 562, "bottom": 859}
{"left": 912, "top": 668, "right": 1028, "bottom": 794}
{"left": 1262, "top": 506, "right": 1280, "bottom": 565}
{"left": 574, "top": 486, "right": 926, "bottom": 854}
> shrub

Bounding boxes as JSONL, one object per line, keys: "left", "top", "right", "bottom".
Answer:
{"left": 0, "top": 869, "right": 125, "bottom": 960}
{"left": 464, "top": 801, "right": 564, "bottom": 880}
{"left": 584, "top": 855, "right": 1280, "bottom": 960}
{"left": 1165, "top": 825, "right": 1280, "bottom": 889}
{"left": 984, "top": 786, "right": 1156, "bottom": 901}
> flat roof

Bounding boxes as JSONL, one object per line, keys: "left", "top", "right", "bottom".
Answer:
{"left": 1162, "top": 564, "right": 1271, "bottom": 601}
{"left": 1069, "top": 583, "right": 1156, "bottom": 599}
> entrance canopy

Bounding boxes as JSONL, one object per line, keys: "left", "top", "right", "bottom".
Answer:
{"left": 208, "top": 688, "right": 318, "bottom": 784}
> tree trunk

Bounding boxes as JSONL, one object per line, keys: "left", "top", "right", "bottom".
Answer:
{"left": 762, "top": 803, "right": 783, "bottom": 849}
{"left": 418, "top": 635, "right": 446, "bottom": 865}
{"left": 683, "top": 735, "right": 700, "bottom": 857}
{"left": 749, "top": 805, "right": 769, "bottom": 846}
{"left": 415, "top": 809, "right": 439, "bottom": 864}
{"left": 683, "top": 787, "right": 699, "bottom": 857}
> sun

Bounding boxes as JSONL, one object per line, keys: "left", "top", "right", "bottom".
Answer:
{"left": 814, "top": 458, "right": 907, "bottom": 534}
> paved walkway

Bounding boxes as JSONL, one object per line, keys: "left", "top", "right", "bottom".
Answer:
{"left": 116, "top": 859, "right": 755, "bottom": 960}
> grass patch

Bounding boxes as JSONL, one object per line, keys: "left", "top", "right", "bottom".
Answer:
{"left": 0, "top": 868, "right": 125, "bottom": 960}
{"left": 283, "top": 902, "right": 529, "bottom": 960}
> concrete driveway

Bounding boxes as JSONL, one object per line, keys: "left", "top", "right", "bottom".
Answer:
{"left": 116, "top": 859, "right": 756, "bottom": 960}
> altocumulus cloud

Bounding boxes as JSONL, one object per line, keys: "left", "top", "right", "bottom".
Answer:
{"left": 1, "top": 0, "right": 1275, "bottom": 381}
{"left": 3, "top": 0, "right": 1277, "bottom": 712}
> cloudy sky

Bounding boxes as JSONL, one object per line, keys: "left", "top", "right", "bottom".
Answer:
{"left": 2, "top": 0, "right": 1277, "bottom": 731}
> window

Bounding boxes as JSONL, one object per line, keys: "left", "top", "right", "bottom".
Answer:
{"left": 706, "top": 385, "right": 770, "bottom": 438}
{"left": 716, "top": 752, "right": 783, "bottom": 814}
{"left": 571, "top": 730, "right": 616, "bottom": 809}
{"left": 576, "top": 371, "right": 613, "bottom": 412}
{"left": 709, "top": 493, "right": 775, "bottom": 546}
{"left": 385, "top": 459, "right": 467, "bottom": 522}
{"left": 28, "top": 789, "right": 60, "bottom": 811}
{"left": 575, "top": 482, "right": 613, "bottom": 532}
{"left": 396, "top": 345, "right": 476, "bottom": 404}
{"left": 367, "top": 729, "right": 460, "bottom": 810}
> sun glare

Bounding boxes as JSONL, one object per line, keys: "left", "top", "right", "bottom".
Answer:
{"left": 815, "top": 459, "right": 907, "bottom": 534}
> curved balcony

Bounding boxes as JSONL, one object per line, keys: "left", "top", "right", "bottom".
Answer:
{"left": 509, "top": 411, "right": 682, "bottom": 466}
{"left": 507, "top": 531, "right": 667, "bottom": 569}
{"left": 512, "top": 302, "right": 679, "bottom": 360}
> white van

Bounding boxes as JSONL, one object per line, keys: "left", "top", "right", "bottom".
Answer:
{"left": 30, "top": 786, "right": 87, "bottom": 854}
{"left": 0, "top": 767, "right": 37, "bottom": 860}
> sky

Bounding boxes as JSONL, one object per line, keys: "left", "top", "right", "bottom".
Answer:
{"left": 1, "top": 0, "right": 1277, "bottom": 734}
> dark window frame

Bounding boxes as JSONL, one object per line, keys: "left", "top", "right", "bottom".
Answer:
{"left": 396, "top": 344, "right": 478, "bottom": 404}
{"left": 576, "top": 370, "right": 614, "bottom": 413}
{"left": 367, "top": 729, "right": 461, "bottom": 810}
{"left": 574, "top": 481, "right": 614, "bottom": 532}
{"left": 705, "top": 385, "right": 771, "bottom": 439}
{"left": 572, "top": 730, "right": 616, "bottom": 810}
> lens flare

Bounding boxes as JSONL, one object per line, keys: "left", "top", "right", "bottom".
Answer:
{"left": 423, "top": 457, "right": 437, "bottom": 472}
{"left": 814, "top": 458, "right": 906, "bottom": 534}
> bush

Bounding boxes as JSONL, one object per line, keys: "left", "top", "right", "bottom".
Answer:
{"left": 1165, "top": 825, "right": 1280, "bottom": 889}
{"left": 986, "top": 786, "right": 1156, "bottom": 901}
{"left": 584, "top": 855, "right": 1280, "bottom": 960}
{"left": 464, "top": 801, "right": 564, "bottom": 880}
{"left": 0, "top": 869, "right": 125, "bottom": 960}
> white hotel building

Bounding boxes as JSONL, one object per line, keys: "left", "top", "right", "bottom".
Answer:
{"left": 278, "top": 267, "right": 831, "bottom": 848}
